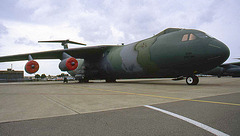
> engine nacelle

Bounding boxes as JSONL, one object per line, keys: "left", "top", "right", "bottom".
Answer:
{"left": 226, "top": 68, "right": 240, "bottom": 74}
{"left": 25, "top": 60, "right": 39, "bottom": 74}
{"left": 59, "top": 57, "right": 78, "bottom": 71}
{"left": 204, "top": 66, "right": 224, "bottom": 75}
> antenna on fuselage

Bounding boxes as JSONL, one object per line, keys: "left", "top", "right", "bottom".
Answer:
{"left": 38, "top": 40, "right": 86, "bottom": 49}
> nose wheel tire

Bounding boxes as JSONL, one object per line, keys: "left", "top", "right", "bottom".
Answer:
{"left": 186, "top": 75, "right": 199, "bottom": 85}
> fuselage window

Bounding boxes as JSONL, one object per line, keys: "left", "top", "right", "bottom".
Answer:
{"left": 189, "top": 34, "right": 196, "bottom": 41}
{"left": 182, "top": 34, "right": 188, "bottom": 41}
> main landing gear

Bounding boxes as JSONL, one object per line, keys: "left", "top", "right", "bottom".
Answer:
{"left": 78, "top": 79, "right": 89, "bottom": 83}
{"left": 186, "top": 75, "right": 199, "bottom": 85}
{"left": 105, "top": 79, "right": 116, "bottom": 83}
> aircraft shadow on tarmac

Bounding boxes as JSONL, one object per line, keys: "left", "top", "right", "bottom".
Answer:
{"left": 72, "top": 79, "right": 222, "bottom": 86}
{"left": 115, "top": 80, "right": 221, "bottom": 86}
{"left": 8, "top": 78, "right": 221, "bottom": 86}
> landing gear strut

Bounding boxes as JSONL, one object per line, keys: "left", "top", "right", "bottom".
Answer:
{"left": 105, "top": 79, "right": 116, "bottom": 83}
{"left": 78, "top": 79, "right": 89, "bottom": 83}
{"left": 186, "top": 75, "right": 199, "bottom": 85}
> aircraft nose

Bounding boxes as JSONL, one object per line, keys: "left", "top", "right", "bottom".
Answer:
{"left": 207, "top": 39, "right": 230, "bottom": 64}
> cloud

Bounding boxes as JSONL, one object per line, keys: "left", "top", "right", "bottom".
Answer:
{"left": 10, "top": 0, "right": 222, "bottom": 44}
{"left": 15, "top": 37, "right": 36, "bottom": 45}
{"left": 0, "top": 23, "right": 8, "bottom": 38}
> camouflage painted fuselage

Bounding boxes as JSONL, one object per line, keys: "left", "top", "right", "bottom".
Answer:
{"left": 70, "top": 28, "right": 229, "bottom": 80}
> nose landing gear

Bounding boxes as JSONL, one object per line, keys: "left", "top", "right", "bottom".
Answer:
{"left": 186, "top": 75, "right": 199, "bottom": 85}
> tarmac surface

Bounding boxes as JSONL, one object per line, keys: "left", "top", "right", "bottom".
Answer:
{"left": 0, "top": 77, "right": 240, "bottom": 136}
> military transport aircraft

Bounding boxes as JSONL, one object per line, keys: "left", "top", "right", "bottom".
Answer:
{"left": 204, "top": 60, "right": 240, "bottom": 77}
{"left": 0, "top": 28, "right": 230, "bottom": 85}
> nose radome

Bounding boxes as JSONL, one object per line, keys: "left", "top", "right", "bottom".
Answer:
{"left": 207, "top": 39, "right": 230, "bottom": 63}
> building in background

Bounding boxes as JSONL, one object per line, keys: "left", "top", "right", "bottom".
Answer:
{"left": 0, "top": 69, "right": 24, "bottom": 82}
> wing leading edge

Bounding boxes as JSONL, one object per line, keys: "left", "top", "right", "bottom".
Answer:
{"left": 0, "top": 45, "right": 120, "bottom": 62}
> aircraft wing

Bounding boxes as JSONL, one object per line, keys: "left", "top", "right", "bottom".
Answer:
{"left": 0, "top": 45, "right": 119, "bottom": 62}
{"left": 204, "top": 61, "right": 240, "bottom": 77}
{"left": 221, "top": 61, "right": 240, "bottom": 67}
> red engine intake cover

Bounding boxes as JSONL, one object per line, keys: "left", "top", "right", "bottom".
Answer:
{"left": 65, "top": 57, "right": 78, "bottom": 70}
{"left": 25, "top": 60, "right": 39, "bottom": 74}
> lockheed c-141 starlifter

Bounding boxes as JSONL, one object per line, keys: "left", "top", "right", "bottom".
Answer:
{"left": 0, "top": 28, "right": 230, "bottom": 85}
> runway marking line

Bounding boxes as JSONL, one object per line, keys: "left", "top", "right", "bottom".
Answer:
{"left": 78, "top": 86, "right": 240, "bottom": 107}
{"left": 144, "top": 105, "right": 229, "bottom": 136}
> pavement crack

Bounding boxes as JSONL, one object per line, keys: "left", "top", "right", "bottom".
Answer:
{"left": 42, "top": 95, "right": 80, "bottom": 114}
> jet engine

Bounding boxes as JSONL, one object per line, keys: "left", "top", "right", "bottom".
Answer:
{"left": 25, "top": 60, "right": 39, "bottom": 74}
{"left": 59, "top": 57, "right": 78, "bottom": 71}
{"left": 225, "top": 67, "right": 240, "bottom": 76}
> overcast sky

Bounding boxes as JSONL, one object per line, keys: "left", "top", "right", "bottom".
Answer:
{"left": 0, "top": 0, "right": 240, "bottom": 76}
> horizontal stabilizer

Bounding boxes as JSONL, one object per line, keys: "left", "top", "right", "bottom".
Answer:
{"left": 38, "top": 39, "right": 86, "bottom": 49}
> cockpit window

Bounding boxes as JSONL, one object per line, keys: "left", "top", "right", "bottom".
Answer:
{"left": 182, "top": 34, "right": 188, "bottom": 41}
{"left": 181, "top": 33, "right": 196, "bottom": 42}
{"left": 195, "top": 32, "right": 209, "bottom": 39}
{"left": 189, "top": 34, "right": 196, "bottom": 41}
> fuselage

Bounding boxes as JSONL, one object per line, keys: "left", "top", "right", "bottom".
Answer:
{"left": 69, "top": 28, "right": 230, "bottom": 80}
